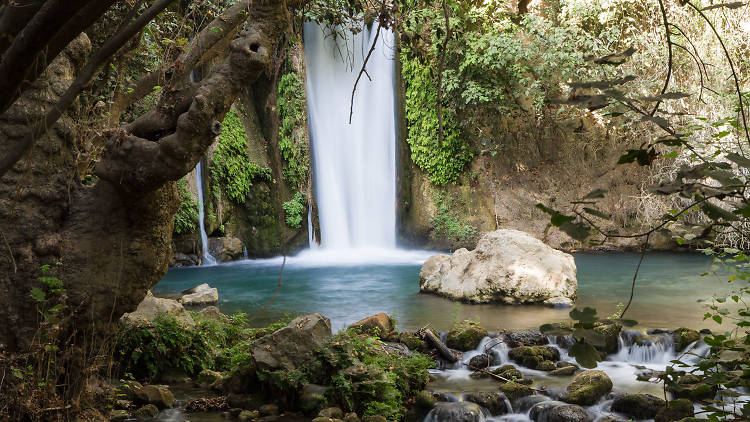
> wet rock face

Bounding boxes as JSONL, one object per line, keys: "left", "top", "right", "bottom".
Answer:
{"left": 425, "top": 402, "right": 486, "bottom": 422}
{"left": 654, "top": 398, "right": 694, "bottom": 422}
{"left": 610, "top": 393, "right": 666, "bottom": 419}
{"left": 419, "top": 229, "right": 577, "bottom": 304}
{"left": 504, "top": 329, "right": 548, "bottom": 348}
{"left": 463, "top": 392, "right": 509, "bottom": 415}
{"left": 564, "top": 370, "right": 613, "bottom": 405}
{"left": 250, "top": 313, "right": 332, "bottom": 371}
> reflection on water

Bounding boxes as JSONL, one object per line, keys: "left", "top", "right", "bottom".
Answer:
{"left": 154, "top": 250, "right": 731, "bottom": 331}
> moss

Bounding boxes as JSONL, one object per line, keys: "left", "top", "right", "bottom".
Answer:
{"left": 508, "top": 346, "right": 560, "bottom": 370}
{"left": 674, "top": 328, "right": 700, "bottom": 351}
{"left": 499, "top": 381, "right": 534, "bottom": 401}
{"left": 173, "top": 177, "right": 199, "bottom": 235}
{"left": 654, "top": 399, "right": 694, "bottom": 422}
{"left": 566, "top": 370, "right": 613, "bottom": 405}
{"left": 211, "top": 108, "right": 272, "bottom": 204}
{"left": 493, "top": 365, "right": 522, "bottom": 381}
{"left": 592, "top": 322, "right": 621, "bottom": 354}
{"left": 430, "top": 191, "right": 479, "bottom": 245}
{"left": 446, "top": 320, "right": 488, "bottom": 351}
{"left": 277, "top": 71, "right": 309, "bottom": 190}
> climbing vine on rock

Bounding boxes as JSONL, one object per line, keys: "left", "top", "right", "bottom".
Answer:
{"left": 278, "top": 70, "right": 309, "bottom": 190}
{"left": 282, "top": 192, "right": 306, "bottom": 229}
{"left": 174, "top": 177, "right": 199, "bottom": 235}
{"left": 211, "top": 108, "right": 272, "bottom": 204}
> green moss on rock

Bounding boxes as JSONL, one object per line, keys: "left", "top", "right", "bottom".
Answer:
{"left": 674, "top": 328, "right": 700, "bottom": 351}
{"left": 508, "top": 346, "right": 560, "bottom": 370}
{"left": 500, "top": 381, "right": 534, "bottom": 401}
{"left": 446, "top": 320, "right": 487, "bottom": 351}
{"left": 565, "top": 370, "right": 613, "bottom": 405}
{"left": 654, "top": 399, "right": 694, "bottom": 422}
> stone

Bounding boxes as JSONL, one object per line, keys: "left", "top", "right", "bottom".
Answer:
{"left": 250, "top": 313, "right": 332, "bottom": 371}
{"left": 179, "top": 283, "right": 219, "bottom": 307}
{"left": 548, "top": 404, "right": 592, "bottom": 422}
{"left": 395, "top": 332, "right": 424, "bottom": 350}
{"left": 134, "top": 404, "right": 159, "bottom": 419}
{"left": 654, "top": 399, "right": 694, "bottom": 422}
{"left": 260, "top": 404, "right": 279, "bottom": 417}
{"left": 504, "top": 329, "right": 548, "bottom": 348}
{"left": 515, "top": 395, "right": 552, "bottom": 412}
{"left": 446, "top": 320, "right": 488, "bottom": 351}
{"left": 593, "top": 322, "right": 621, "bottom": 354}
{"left": 529, "top": 401, "right": 565, "bottom": 421}
{"left": 318, "top": 407, "right": 344, "bottom": 419}
{"left": 300, "top": 384, "right": 328, "bottom": 414}
{"left": 544, "top": 296, "right": 573, "bottom": 308}
{"left": 120, "top": 292, "right": 195, "bottom": 326}
{"left": 565, "top": 370, "right": 612, "bottom": 405}
{"left": 419, "top": 229, "right": 577, "bottom": 304}
{"left": 362, "top": 416, "right": 387, "bottom": 422}
{"left": 674, "top": 328, "right": 700, "bottom": 351}
{"left": 258, "top": 416, "right": 279, "bottom": 422}
{"left": 110, "top": 410, "right": 129, "bottom": 422}
{"left": 239, "top": 410, "right": 260, "bottom": 422}
{"left": 134, "top": 385, "right": 175, "bottom": 409}
{"left": 344, "top": 413, "right": 360, "bottom": 422}
{"left": 509, "top": 346, "right": 560, "bottom": 370}
{"left": 500, "top": 381, "right": 534, "bottom": 401}
{"left": 312, "top": 418, "right": 331, "bottom": 422}
{"left": 415, "top": 390, "right": 437, "bottom": 413}
{"left": 173, "top": 252, "right": 200, "bottom": 267}
{"left": 549, "top": 365, "right": 577, "bottom": 376}
{"left": 468, "top": 353, "right": 492, "bottom": 368}
{"left": 611, "top": 393, "right": 666, "bottom": 419}
{"left": 197, "top": 369, "right": 223, "bottom": 387}
{"left": 425, "top": 402, "right": 486, "bottom": 422}
{"left": 348, "top": 313, "right": 393, "bottom": 334}
{"left": 463, "top": 392, "right": 509, "bottom": 415}
{"left": 493, "top": 365, "right": 523, "bottom": 381}
{"left": 118, "top": 380, "right": 143, "bottom": 401}
{"left": 197, "top": 305, "right": 229, "bottom": 322}
{"left": 208, "top": 236, "right": 244, "bottom": 262}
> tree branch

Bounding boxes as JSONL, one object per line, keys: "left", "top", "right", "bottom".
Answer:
{"left": 650, "top": 0, "right": 673, "bottom": 117}
{"left": 349, "top": 24, "right": 381, "bottom": 124}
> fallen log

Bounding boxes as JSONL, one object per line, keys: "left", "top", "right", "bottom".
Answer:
{"left": 418, "top": 328, "right": 458, "bottom": 363}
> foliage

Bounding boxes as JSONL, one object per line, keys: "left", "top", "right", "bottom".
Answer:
{"left": 211, "top": 109, "right": 272, "bottom": 204}
{"left": 114, "top": 311, "right": 262, "bottom": 380}
{"left": 278, "top": 71, "right": 310, "bottom": 190}
{"left": 30, "top": 262, "right": 67, "bottom": 325}
{"left": 401, "top": 55, "right": 471, "bottom": 185}
{"left": 311, "top": 330, "right": 435, "bottom": 420}
{"left": 430, "top": 191, "right": 478, "bottom": 244}
{"left": 282, "top": 192, "right": 306, "bottom": 229}
{"left": 173, "top": 177, "right": 199, "bottom": 235}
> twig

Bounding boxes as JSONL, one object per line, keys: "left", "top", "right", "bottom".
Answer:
{"left": 650, "top": 0, "right": 673, "bottom": 117}
{"left": 348, "top": 24, "right": 381, "bottom": 124}
{"left": 620, "top": 232, "right": 650, "bottom": 319}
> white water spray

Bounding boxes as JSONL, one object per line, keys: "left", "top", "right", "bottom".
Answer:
{"left": 304, "top": 21, "right": 397, "bottom": 250}
{"left": 195, "top": 160, "right": 216, "bottom": 266}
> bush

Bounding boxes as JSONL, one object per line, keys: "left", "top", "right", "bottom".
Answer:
{"left": 282, "top": 192, "right": 306, "bottom": 229}
{"left": 278, "top": 71, "right": 309, "bottom": 190}
{"left": 430, "top": 192, "right": 479, "bottom": 244}
{"left": 173, "top": 177, "right": 199, "bottom": 235}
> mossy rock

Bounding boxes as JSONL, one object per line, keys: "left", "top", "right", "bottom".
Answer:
{"left": 508, "top": 346, "right": 560, "bottom": 370}
{"left": 674, "top": 328, "right": 700, "bottom": 351}
{"left": 396, "top": 332, "right": 425, "bottom": 350}
{"left": 134, "top": 404, "right": 159, "bottom": 419}
{"left": 414, "top": 390, "right": 437, "bottom": 413}
{"left": 593, "top": 322, "right": 621, "bottom": 354}
{"left": 500, "top": 381, "right": 534, "bottom": 401}
{"left": 611, "top": 393, "right": 666, "bottom": 419}
{"left": 446, "top": 320, "right": 487, "bottom": 351}
{"left": 494, "top": 365, "right": 523, "bottom": 381}
{"left": 654, "top": 399, "right": 694, "bottom": 422}
{"left": 565, "top": 370, "right": 613, "bottom": 405}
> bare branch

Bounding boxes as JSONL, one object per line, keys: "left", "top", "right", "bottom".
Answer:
{"left": 349, "top": 24, "right": 381, "bottom": 124}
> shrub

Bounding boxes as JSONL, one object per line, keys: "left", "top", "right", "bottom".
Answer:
{"left": 278, "top": 71, "right": 309, "bottom": 190}
{"left": 173, "top": 177, "right": 199, "bottom": 235}
{"left": 282, "top": 192, "right": 306, "bottom": 229}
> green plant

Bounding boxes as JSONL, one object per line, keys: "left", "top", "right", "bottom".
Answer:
{"left": 30, "top": 262, "right": 66, "bottom": 324}
{"left": 277, "top": 71, "right": 309, "bottom": 190}
{"left": 282, "top": 192, "right": 306, "bottom": 229}
{"left": 211, "top": 108, "right": 272, "bottom": 204}
{"left": 173, "top": 177, "right": 199, "bottom": 235}
{"left": 430, "top": 191, "right": 479, "bottom": 244}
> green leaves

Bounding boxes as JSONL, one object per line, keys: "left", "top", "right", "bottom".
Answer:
{"left": 282, "top": 192, "right": 306, "bottom": 229}
{"left": 569, "top": 341, "right": 600, "bottom": 369}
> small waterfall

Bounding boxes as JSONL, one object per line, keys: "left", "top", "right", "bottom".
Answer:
{"left": 304, "top": 21, "right": 397, "bottom": 250}
{"left": 307, "top": 207, "right": 318, "bottom": 248}
{"left": 195, "top": 160, "right": 216, "bottom": 266}
{"left": 612, "top": 332, "right": 675, "bottom": 364}
{"left": 242, "top": 242, "right": 249, "bottom": 260}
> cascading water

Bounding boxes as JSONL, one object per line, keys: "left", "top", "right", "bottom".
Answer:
{"left": 303, "top": 21, "right": 397, "bottom": 250}
{"left": 195, "top": 160, "right": 216, "bottom": 266}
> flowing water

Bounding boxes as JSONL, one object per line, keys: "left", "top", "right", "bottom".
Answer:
{"left": 304, "top": 21, "right": 397, "bottom": 249}
{"left": 195, "top": 159, "right": 216, "bottom": 266}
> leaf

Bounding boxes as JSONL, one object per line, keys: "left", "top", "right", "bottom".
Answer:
{"left": 540, "top": 323, "right": 573, "bottom": 336}
{"left": 701, "top": 202, "right": 740, "bottom": 221}
{"left": 30, "top": 287, "right": 45, "bottom": 302}
{"left": 583, "top": 207, "right": 611, "bottom": 220}
{"left": 573, "top": 328, "right": 607, "bottom": 347}
{"left": 583, "top": 189, "right": 608, "bottom": 199}
{"left": 560, "top": 221, "right": 590, "bottom": 241}
{"left": 590, "top": 47, "right": 636, "bottom": 66}
{"left": 570, "top": 307, "right": 599, "bottom": 324}
{"left": 712, "top": 315, "right": 723, "bottom": 324}
{"left": 569, "top": 341, "right": 601, "bottom": 369}
{"left": 726, "top": 152, "right": 750, "bottom": 169}
{"left": 551, "top": 214, "right": 576, "bottom": 227}
{"left": 618, "top": 149, "right": 657, "bottom": 166}
{"left": 702, "top": 2, "right": 745, "bottom": 11}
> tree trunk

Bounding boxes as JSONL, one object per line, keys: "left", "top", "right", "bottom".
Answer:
{"left": 0, "top": 0, "right": 290, "bottom": 352}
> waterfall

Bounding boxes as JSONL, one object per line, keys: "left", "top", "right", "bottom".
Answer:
{"left": 307, "top": 207, "right": 318, "bottom": 248}
{"left": 195, "top": 160, "right": 216, "bottom": 266}
{"left": 303, "top": 22, "right": 397, "bottom": 250}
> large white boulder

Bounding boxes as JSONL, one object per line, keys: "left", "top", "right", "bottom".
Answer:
{"left": 120, "top": 292, "right": 195, "bottom": 326}
{"left": 179, "top": 283, "right": 219, "bottom": 307}
{"left": 419, "top": 229, "right": 577, "bottom": 304}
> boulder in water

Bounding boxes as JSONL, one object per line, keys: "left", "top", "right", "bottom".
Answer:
{"left": 610, "top": 393, "right": 665, "bottom": 419}
{"left": 504, "top": 329, "right": 548, "bottom": 348}
{"left": 500, "top": 381, "right": 535, "bottom": 401}
{"left": 179, "top": 283, "right": 218, "bottom": 307}
{"left": 509, "top": 346, "right": 560, "bottom": 370}
{"left": 446, "top": 320, "right": 488, "bottom": 351}
{"left": 564, "top": 370, "right": 612, "bottom": 405}
{"left": 134, "top": 384, "right": 175, "bottom": 409}
{"left": 208, "top": 236, "right": 244, "bottom": 262}
{"left": 547, "top": 404, "right": 592, "bottom": 422}
{"left": 673, "top": 328, "right": 700, "bottom": 351}
{"left": 592, "top": 322, "right": 621, "bottom": 354}
{"left": 250, "top": 313, "right": 332, "bottom": 371}
{"left": 120, "top": 292, "right": 195, "bottom": 327}
{"left": 419, "top": 229, "right": 577, "bottom": 304}
{"left": 654, "top": 399, "right": 694, "bottom": 422}
{"left": 468, "top": 353, "right": 492, "bottom": 368}
{"left": 463, "top": 392, "right": 509, "bottom": 415}
{"left": 424, "top": 402, "right": 486, "bottom": 422}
